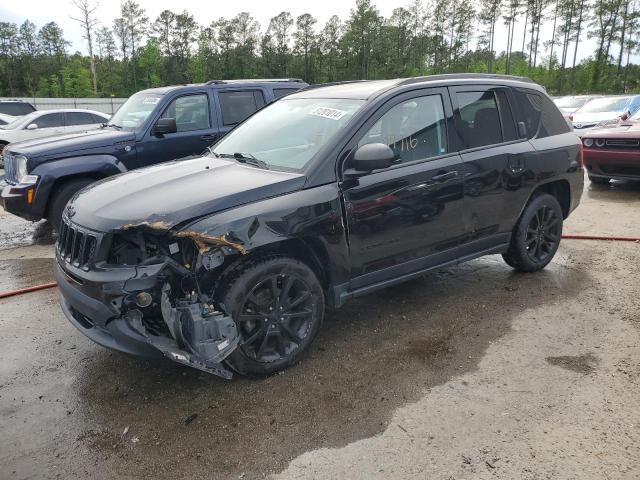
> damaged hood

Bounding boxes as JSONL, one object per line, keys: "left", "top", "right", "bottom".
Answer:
{"left": 68, "top": 156, "right": 307, "bottom": 232}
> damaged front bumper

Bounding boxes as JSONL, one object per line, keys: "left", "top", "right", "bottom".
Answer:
{"left": 54, "top": 256, "right": 240, "bottom": 379}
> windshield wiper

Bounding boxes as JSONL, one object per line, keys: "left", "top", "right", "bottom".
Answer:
{"left": 102, "top": 123, "right": 122, "bottom": 129}
{"left": 216, "top": 152, "right": 269, "bottom": 169}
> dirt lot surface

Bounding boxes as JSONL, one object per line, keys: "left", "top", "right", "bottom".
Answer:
{"left": 1, "top": 177, "right": 639, "bottom": 480}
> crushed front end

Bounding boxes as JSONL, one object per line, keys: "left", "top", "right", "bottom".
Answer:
{"left": 54, "top": 215, "right": 243, "bottom": 379}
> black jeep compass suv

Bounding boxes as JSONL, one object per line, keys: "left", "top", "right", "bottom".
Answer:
{"left": 55, "top": 74, "right": 583, "bottom": 379}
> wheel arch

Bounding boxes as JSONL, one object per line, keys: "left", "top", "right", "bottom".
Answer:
{"left": 239, "top": 237, "right": 331, "bottom": 290}
{"left": 30, "top": 155, "right": 126, "bottom": 220}
{"left": 528, "top": 179, "right": 571, "bottom": 219}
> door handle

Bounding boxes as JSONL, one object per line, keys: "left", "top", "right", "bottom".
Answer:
{"left": 431, "top": 171, "right": 458, "bottom": 182}
{"left": 200, "top": 134, "right": 217, "bottom": 141}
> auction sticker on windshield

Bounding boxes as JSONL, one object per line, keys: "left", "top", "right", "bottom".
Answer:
{"left": 309, "top": 107, "right": 348, "bottom": 120}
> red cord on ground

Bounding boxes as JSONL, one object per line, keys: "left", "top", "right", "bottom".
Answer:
{"left": 0, "top": 282, "right": 58, "bottom": 300}
{"left": 0, "top": 235, "right": 638, "bottom": 300}
{"left": 561, "top": 234, "right": 640, "bottom": 242}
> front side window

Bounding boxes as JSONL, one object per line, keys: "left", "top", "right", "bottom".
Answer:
{"left": 358, "top": 95, "right": 448, "bottom": 164}
{"left": 66, "top": 112, "right": 100, "bottom": 126}
{"left": 110, "top": 93, "right": 163, "bottom": 130}
{"left": 160, "top": 94, "right": 210, "bottom": 132}
{"left": 456, "top": 91, "right": 503, "bottom": 148}
{"left": 218, "top": 90, "right": 266, "bottom": 126}
{"left": 213, "top": 98, "right": 364, "bottom": 171}
{"left": 33, "top": 112, "right": 64, "bottom": 129}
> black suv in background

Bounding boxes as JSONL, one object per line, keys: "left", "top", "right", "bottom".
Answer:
{"left": 0, "top": 100, "right": 37, "bottom": 116}
{"left": 1, "top": 79, "right": 307, "bottom": 227}
{"left": 55, "top": 74, "right": 583, "bottom": 379}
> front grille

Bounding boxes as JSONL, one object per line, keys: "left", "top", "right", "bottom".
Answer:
{"left": 605, "top": 139, "right": 640, "bottom": 148}
{"left": 57, "top": 217, "right": 101, "bottom": 270}
{"left": 3, "top": 151, "right": 17, "bottom": 184}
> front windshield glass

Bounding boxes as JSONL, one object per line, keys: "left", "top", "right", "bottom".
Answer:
{"left": 555, "top": 97, "right": 588, "bottom": 109}
{"left": 577, "top": 97, "right": 630, "bottom": 113}
{"left": 212, "top": 98, "right": 365, "bottom": 171}
{"left": 109, "top": 93, "right": 163, "bottom": 129}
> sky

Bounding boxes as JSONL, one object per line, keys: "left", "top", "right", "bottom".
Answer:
{"left": 0, "top": 0, "right": 624, "bottom": 65}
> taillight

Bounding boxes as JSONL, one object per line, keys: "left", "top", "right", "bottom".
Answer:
{"left": 568, "top": 114, "right": 574, "bottom": 121}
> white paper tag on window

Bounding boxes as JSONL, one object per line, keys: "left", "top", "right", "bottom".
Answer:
{"left": 142, "top": 97, "right": 160, "bottom": 105}
{"left": 309, "top": 107, "right": 347, "bottom": 121}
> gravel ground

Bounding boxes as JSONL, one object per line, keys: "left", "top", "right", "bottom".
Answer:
{"left": 0, "top": 177, "right": 639, "bottom": 480}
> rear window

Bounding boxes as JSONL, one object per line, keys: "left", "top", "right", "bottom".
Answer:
{"left": 0, "top": 102, "right": 36, "bottom": 116}
{"left": 218, "top": 90, "right": 266, "bottom": 126}
{"left": 513, "top": 90, "right": 570, "bottom": 138}
{"left": 456, "top": 91, "right": 503, "bottom": 149}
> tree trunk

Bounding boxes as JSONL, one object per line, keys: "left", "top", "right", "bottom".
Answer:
{"left": 570, "top": 0, "right": 585, "bottom": 93}
{"left": 617, "top": 0, "right": 629, "bottom": 73}
{"left": 548, "top": 0, "right": 559, "bottom": 71}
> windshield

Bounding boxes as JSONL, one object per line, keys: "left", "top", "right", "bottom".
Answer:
{"left": 555, "top": 97, "right": 589, "bottom": 109}
{"left": 212, "top": 98, "right": 365, "bottom": 171}
{"left": 109, "top": 93, "right": 163, "bottom": 129}
{"left": 577, "top": 97, "right": 630, "bottom": 114}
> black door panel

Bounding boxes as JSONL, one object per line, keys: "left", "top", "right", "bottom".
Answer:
{"left": 341, "top": 88, "right": 467, "bottom": 286}
{"left": 449, "top": 85, "right": 532, "bottom": 245}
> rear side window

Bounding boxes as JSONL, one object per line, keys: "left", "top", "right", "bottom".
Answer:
{"left": 33, "top": 112, "right": 64, "bottom": 128}
{"left": 513, "top": 89, "right": 570, "bottom": 138}
{"left": 219, "top": 90, "right": 266, "bottom": 126}
{"left": 66, "top": 112, "right": 99, "bottom": 126}
{"left": 358, "top": 95, "right": 448, "bottom": 164}
{"left": 456, "top": 91, "right": 503, "bottom": 148}
{"left": 273, "top": 88, "right": 299, "bottom": 99}
{"left": 0, "top": 102, "right": 36, "bottom": 116}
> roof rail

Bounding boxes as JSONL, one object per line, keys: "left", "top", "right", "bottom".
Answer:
{"left": 398, "top": 73, "right": 535, "bottom": 86}
{"left": 205, "top": 78, "right": 305, "bottom": 85}
{"left": 300, "top": 80, "right": 369, "bottom": 91}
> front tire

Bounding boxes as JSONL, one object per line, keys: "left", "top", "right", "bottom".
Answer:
{"left": 503, "top": 193, "right": 563, "bottom": 272}
{"left": 48, "top": 178, "right": 95, "bottom": 231}
{"left": 216, "top": 255, "right": 325, "bottom": 377}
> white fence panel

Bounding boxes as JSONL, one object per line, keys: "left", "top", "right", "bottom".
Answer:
{"left": 0, "top": 97, "right": 128, "bottom": 115}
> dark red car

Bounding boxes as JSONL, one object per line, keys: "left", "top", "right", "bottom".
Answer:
{"left": 582, "top": 121, "right": 640, "bottom": 184}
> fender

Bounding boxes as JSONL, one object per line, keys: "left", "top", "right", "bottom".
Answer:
{"left": 177, "top": 183, "right": 351, "bottom": 293}
{"left": 30, "top": 154, "right": 127, "bottom": 218}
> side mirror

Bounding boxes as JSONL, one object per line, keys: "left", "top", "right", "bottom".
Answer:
{"left": 517, "top": 121, "right": 527, "bottom": 138}
{"left": 26, "top": 123, "right": 38, "bottom": 130}
{"left": 350, "top": 143, "right": 397, "bottom": 172}
{"left": 153, "top": 117, "right": 177, "bottom": 136}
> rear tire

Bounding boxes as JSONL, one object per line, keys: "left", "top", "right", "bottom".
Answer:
{"left": 47, "top": 178, "right": 95, "bottom": 231}
{"left": 589, "top": 175, "right": 610, "bottom": 185}
{"left": 215, "top": 255, "right": 324, "bottom": 377}
{"left": 502, "top": 193, "right": 563, "bottom": 273}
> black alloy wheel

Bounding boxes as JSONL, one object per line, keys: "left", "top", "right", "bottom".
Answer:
{"left": 502, "top": 193, "right": 564, "bottom": 272}
{"left": 216, "top": 255, "right": 324, "bottom": 376}
{"left": 238, "top": 273, "right": 315, "bottom": 363}
{"left": 524, "top": 204, "right": 561, "bottom": 264}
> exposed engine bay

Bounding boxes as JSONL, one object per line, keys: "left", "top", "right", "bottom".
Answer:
{"left": 105, "top": 224, "right": 245, "bottom": 379}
